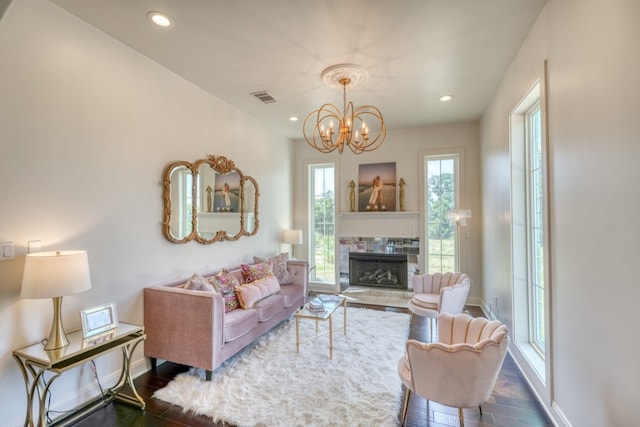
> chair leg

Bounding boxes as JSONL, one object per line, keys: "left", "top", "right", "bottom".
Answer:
{"left": 479, "top": 405, "right": 483, "bottom": 415}
{"left": 400, "top": 388, "right": 411, "bottom": 426}
{"left": 429, "top": 317, "right": 436, "bottom": 342}
{"left": 458, "top": 407, "right": 464, "bottom": 427}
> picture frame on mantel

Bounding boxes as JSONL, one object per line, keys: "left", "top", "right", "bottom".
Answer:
{"left": 358, "top": 162, "right": 396, "bottom": 212}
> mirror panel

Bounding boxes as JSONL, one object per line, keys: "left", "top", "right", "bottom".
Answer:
{"left": 162, "top": 162, "right": 196, "bottom": 243}
{"left": 162, "top": 155, "right": 259, "bottom": 244}
{"left": 242, "top": 176, "right": 259, "bottom": 235}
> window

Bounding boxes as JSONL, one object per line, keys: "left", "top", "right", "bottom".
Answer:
{"left": 309, "top": 163, "right": 335, "bottom": 284}
{"left": 510, "top": 79, "right": 550, "bottom": 386}
{"left": 526, "top": 103, "right": 545, "bottom": 352}
{"left": 425, "top": 155, "right": 459, "bottom": 274}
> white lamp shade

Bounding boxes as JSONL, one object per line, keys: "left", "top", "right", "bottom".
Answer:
{"left": 21, "top": 250, "right": 92, "bottom": 299}
{"left": 282, "top": 229, "right": 303, "bottom": 245}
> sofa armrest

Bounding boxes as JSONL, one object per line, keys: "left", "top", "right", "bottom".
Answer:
{"left": 144, "top": 285, "right": 225, "bottom": 371}
{"left": 286, "top": 260, "right": 308, "bottom": 295}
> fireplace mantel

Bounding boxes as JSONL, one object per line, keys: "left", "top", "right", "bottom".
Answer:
{"left": 338, "top": 211, "right": 419, "bottom": 238}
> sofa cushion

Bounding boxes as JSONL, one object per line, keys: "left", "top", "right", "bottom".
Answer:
{"left": 234, "top": 275, "right": 281, "bottom": 309}
{"left": 210, "top": 270, "right": 241, "bottom": 312}
{"left": 224, "top": 308, "right": 259, "bottom": 342}
{"left": 254, "top": 253, "right": 292, "bottom": 284}
{"left": 253, "top": 294, "right": 285, "bottom": 322}
{"left": 411, "top": 293, "right": 439, "bottom": 310}
{"left": 241, "top": 261, "right": 273, "bottom": 282}
{"left": 277, "top": 283, "right": 304, "bottom": 307}
{"left": 184, "top": 273, "right": 216, "bottom": 292}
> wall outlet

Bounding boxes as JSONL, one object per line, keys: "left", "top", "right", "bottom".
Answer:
{"left": 1, "top": 242, "right": 14, "bottom": 260}
{"left": 28, "top": 240, "right": 42, "bottom": 253}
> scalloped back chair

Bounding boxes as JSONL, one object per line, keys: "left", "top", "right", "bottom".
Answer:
{"left": 408, "top": 272, "right": 470, "bottom": 336}
{"left": 397, "top": 313, "right": 508, "bottom": 426}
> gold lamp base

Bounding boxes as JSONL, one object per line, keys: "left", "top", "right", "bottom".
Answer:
{"left": 44, "top": 296, "right": 70, "bottom": 351}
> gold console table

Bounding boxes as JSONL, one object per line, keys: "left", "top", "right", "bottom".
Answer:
{"left": 12, "top": 322, "right": 145, "bottom": 427}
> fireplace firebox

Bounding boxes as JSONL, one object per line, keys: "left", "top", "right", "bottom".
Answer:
{"left": 349, "top": 252, "right": 408, "bottom": 290}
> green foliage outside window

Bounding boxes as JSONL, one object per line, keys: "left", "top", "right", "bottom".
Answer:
{"left": 313, "top": 190, "right": 335, "bottom": 282}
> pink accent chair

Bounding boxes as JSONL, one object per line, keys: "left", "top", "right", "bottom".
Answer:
{"left": 397, "top": 313, "right": 508, "bottom": 426}
{"left": 408, "top": 272, "right": 470, "bottom": 335}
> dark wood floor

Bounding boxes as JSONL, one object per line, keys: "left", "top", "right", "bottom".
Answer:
{"left": 66, "top": 304, "right": 553, "bottom": 426}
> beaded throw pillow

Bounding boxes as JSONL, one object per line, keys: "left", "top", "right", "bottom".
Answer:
{"left": 240, "top": 262, "right": 274, "bottom": 283}
{"left": 254, "top": 253, "right": 291, "bottom": 284}
{"left": 210, "top": 270, "right": 241, "bottom": 312}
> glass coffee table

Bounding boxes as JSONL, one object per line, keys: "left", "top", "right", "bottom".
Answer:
{"left": 295, "top": 295, "right": 347, "bottom": 359}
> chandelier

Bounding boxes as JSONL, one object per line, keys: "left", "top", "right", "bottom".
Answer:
{"left": 303, "top": 64, "right": 386, "bottom": 154}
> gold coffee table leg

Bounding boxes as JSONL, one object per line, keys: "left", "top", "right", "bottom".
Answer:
{"left": 343, "top": 298, "right": 347, "bottom": 335}
{"left": 296, "top": 316, "right": 300, "bottom": 353}
{"left": 329, "top": 314, "right": 333, "bottom": 359}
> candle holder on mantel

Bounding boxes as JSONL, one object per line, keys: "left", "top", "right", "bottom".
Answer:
{"left": 348, "top": 180, "right": 356, "bottom": 212}
{"left": 398, "top": 178, "right": 406, "bottom": 211}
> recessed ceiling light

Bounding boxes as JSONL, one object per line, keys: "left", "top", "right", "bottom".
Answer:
{"left": 439, "top": 94, "right": 454, "bottom": 102}
{"left": 289, "top": 116, "right": 299, "bottom": 122}
{"left": 146, "top": 11, "right": 174, "bottom": 28}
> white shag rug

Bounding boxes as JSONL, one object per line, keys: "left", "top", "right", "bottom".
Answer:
{"left": 153, "top": 306, "right": 410, "bottom": 427}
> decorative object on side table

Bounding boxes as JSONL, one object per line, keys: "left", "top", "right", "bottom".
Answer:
{"left": 81, "top": 302, "right": 118, "bottom": 340}
{"left": 307, "top": 297, "right": 325, "bottom": 313}
{"left": 21, "top": 250, "right": 92, "bottom": 351}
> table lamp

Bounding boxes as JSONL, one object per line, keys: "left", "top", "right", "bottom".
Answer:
{"left": 21, "top": 250, "right": 92, "bottom": 350}
{"left": 282, "top": 229, "right": 303, "bottom": 258}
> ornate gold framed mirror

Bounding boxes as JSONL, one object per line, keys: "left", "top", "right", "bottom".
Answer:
{"left": 162, "top": 155, "right": 260, "bottom": 244}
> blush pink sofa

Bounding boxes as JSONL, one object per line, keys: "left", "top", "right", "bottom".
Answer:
{"left": 143, "top": 260, "right": 308, "bottom": 379}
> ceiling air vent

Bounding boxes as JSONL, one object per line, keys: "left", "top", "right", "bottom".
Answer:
{"left": 251, "top": 91, "right": 276, "bottom": 104}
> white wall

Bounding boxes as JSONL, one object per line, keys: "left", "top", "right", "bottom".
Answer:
{"left": 293, "top": 122, "right": 482, "bottom": 297}
{"left": 0, "top": 0, "right": 292, "bottom": 424}
{"left": 481, "top": 0, "right": 640, "bottom": 425}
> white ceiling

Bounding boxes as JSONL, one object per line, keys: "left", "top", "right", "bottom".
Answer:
{"left": 50, "top": 0, "right": 546, "bottom": 140}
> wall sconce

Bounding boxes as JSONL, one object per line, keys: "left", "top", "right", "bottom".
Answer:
{"left": 282, "top": 229, "right": 303, "bottom": 258}
{"left": 447, "top": 209, "right": 472, "bottom": 227}
{"left": 21, "top": 251, "right": 92, "bottom": 350}
{"left": 446, "top": 210, "right": 472, "bottom": 273}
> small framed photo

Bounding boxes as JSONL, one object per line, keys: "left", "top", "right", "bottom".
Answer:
{"left": 81, "top": 302, "right": 118, "bottom": 339}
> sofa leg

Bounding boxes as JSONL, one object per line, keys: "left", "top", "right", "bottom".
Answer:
{"left": 458, "top": 407, "right": 464, "bottom": 427}
{"left": 150, "top": 357, "right": 157, "bottom": 375}
{"left": 206, "top": 370, "right": 212, "bottom": 381}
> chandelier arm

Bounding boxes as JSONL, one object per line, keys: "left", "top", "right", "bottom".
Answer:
{"left": 303, "top": 105, "right": 347, "bottom": 153}
{"left": 350, "top": 106, "right": 386, "bottom": 153}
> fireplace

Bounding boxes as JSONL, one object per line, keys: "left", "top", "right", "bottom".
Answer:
{"left": 349, "top": 252, "right": 408, "bottom": 290}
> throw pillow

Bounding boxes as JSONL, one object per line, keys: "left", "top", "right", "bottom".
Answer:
{"left": 240, "top": 261, "right": 274, "bottom": 283}
{"left": 254, "top": 253, "right": 292, "bottom": 284}
{"left": 210, "top": 269, "right": 241, "bottom": 312}
{"left": 184, "top": 273, "right": 215, "bottom": 292}
{"left": 234, "top": 275, "right": 281, "bottom": 309}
